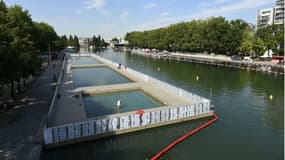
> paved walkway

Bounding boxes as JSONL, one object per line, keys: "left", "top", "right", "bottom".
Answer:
{"left": 0, "top": 60, "right": 62, "bottom": 160}
{"left": 50, "top": 60, "right": 86, "bottom": 126}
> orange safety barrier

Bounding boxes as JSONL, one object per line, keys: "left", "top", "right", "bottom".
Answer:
{"left": 150, "top": 113, "right": 218, "bottom": 160}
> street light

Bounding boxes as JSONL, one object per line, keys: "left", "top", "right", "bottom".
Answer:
{"left": 48, "top": 43, "right": 51, "bottom": 66}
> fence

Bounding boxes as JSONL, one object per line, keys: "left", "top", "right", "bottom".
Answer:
{"left": 47, "top": 58, "right": 66, "bottom": 125}
{"left": 44, "top": 101, "right": 210, "bottom": 144}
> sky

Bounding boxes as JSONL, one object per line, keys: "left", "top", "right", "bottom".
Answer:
{"left": 4, "top": 0, "right": 275, "bottom": 40}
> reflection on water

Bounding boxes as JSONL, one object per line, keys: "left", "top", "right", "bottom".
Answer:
{"left": 43, "top": 49, "right": 284, "bottom": 160}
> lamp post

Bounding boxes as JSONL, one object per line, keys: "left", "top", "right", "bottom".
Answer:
{"left": 48, "top": 43, "right": 51, "bottom": 66}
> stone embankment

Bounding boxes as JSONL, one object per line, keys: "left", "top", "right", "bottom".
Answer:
{"left": 129, "top": 49, "right": 284, "bottom": 75}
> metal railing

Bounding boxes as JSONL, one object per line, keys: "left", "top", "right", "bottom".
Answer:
{"left": 44, "top": 101, "right": 211, "bottom": 144}
{"left": 47, "top": 58, "right": 66, "bottom": 125}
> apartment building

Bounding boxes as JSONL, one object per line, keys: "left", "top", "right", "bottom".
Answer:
{"left": 256, "top": 0, "right": 284, "bottom": 29}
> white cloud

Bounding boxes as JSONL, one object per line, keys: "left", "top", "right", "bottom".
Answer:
{"left": 197, "top": 0, "right": 272, "bottom": 18}
{"left": 160, "top": 12, "right": 170, "bottom": 17}
{"left": 135, "top": 0, "right": 272, "bottom": 31}
{"left": 84, "top": 0, "right": 110, "bottom": 16}
{"left": 135, "top": 16, "right": 176, "bottom": 31}
{"left": 120, "top": 11, "right": 129, "bottom": 22}
{"left": 144, "top": 3, "right": 157, "bottom": 9}
{"left": 200, "top": 0, "right": 233, "bottom": 6}
{"left": 85, "top": 0, "right": 105, "bottom": 9}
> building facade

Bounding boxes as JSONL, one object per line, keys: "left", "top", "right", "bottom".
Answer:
{"left": 256, "top": 0, "right": 284, "bottom": 29}
{"left": 79, "top": 37, "right": 92, "bottom": 48}
{"left": 274, "top": 0, "right": 284, "bottom": 25}
{"left": 256, "top": 8, "right": 275, "bottom": 29}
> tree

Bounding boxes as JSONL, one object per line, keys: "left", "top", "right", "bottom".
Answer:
{"left": 227, "top": 19, "right": 249, "bottom": 55}
{"left": 74, "top": 35, "right": 80, "bottom": 48}
{"left": 0, "top": 1, "right": 67, "bottom": 97}
{"left": 111, "top": 37, "right": 119, "bottom": 43}
{"left": 239, "top": 29, "right": 254, "bottom": 56}
{"left": 125, "top": 17, "right": 283, "bottom": 57}
{"left": 0, "top": 0, "right": 11, "bottom": 85}
{"left": 252, "top": 37, "right": 265, "bottom": 57}
{"left": 272, "top": 25, "right": 284, "bottom": 55}
{"left": 256, "top": 25, "right": 277, "bottom": 55}
{"left": 91, "top": 35, "right": 107, "bottom": 48}
{"left": 5, "top": 5, "right": 35, "bottom": 96}
{"left": 32, "top": 22, "right": 58, "bottom": 52}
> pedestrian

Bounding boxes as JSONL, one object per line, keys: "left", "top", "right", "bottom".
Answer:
{"left": 117, "top": 99, "right": 122, "bottom": 109}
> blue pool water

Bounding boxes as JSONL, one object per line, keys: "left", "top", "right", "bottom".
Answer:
{"left": 83, "top": 90, "right": 163, "bottom": 117}
{"left": 72, "top": 67, "right": 132, "bottom": 87}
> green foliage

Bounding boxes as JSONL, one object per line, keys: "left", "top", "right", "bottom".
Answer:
{"left": 256, "top": 24, "right": 284, "bottom": 55}
{"left": 239, "top": 29, "right": 255, "bottom": 56}
{"left": 252, "top": 37, "right": 265, "bottom": 56}
{"left": 65, "top": 35, "right": 80, "bottom": 48}
{"left": 125, "top": 17, "right": 284, "bottom": 56}
{"left": 32, "top": 22, "right": 58, "bottom": 51}
{"left": 0, "top": 1, "right": 66, "bottom": 96}
{"left": 92, "top": 35, "right": 108, "bottom": 48}
{"left": 125, "top": 17, "right": 249, "bottom": 54}
{"left": 111, "top": 37, "right": 119, "bottom": 43}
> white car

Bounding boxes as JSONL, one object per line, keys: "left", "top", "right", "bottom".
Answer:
{"left": 243, "top": 56, "right": 253, "bottom": 62}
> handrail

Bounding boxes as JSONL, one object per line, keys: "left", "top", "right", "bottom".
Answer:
{"left": 47, "top": 58, "right": 66, "bottom": 123}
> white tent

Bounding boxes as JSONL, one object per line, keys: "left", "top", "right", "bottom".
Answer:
{"left": 260, "top": 49, "right": 273, "bottom": 58}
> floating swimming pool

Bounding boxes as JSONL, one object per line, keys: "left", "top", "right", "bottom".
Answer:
{"left": 72, "top": 67, "right": 132, "bottom": 87}
{"left": 71, "top": 56, "right": 101, "bottom": 65}
{"left": 83, "top": 90, "right": 163, "bottom": 117}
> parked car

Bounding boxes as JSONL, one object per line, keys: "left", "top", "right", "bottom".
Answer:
{"left": 243, "top": 56, "right": 253, "bottom": 62}
{"left": 231, "top": 55, "right": 243, "bottom": 61}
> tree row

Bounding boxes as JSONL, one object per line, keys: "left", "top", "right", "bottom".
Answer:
{"left": 125, "top": 17, "right": 284, "bottom": 56}
{"left": 0, "top": 1, "right": 68, "bottom": 97}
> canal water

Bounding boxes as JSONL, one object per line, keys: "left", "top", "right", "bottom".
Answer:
{"left": 83, "top": 90, "right": 163, "bottom": 117}
{"left": 43, "top": 49, "right": 284, "bottom": 160}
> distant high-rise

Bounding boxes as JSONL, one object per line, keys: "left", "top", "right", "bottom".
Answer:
{"left": 256, "top": 0, "right": 284, "bottom": 30}
{"left": 256, "top": 8, "right": 275, "bottom": 29}
{"left": 274, "top": 0, "right": 284, "bottom": 25}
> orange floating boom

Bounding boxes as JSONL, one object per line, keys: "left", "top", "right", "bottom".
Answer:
{"left": 150, "top": 113, "right": 218, "bottom": 160}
